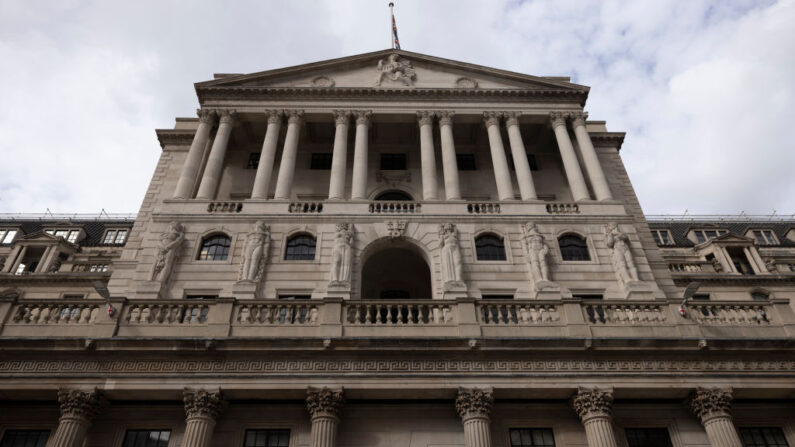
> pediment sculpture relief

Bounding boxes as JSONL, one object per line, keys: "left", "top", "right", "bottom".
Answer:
{"left": 375, "top": 54, "right": 416, "bottom": 87}
{"left": 311, "top": 76, "right": 335, "bottom": 87}
{"left": 455, "top": 77, "right": 478, "bottom": 88}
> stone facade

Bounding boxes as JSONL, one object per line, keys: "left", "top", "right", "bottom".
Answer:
{"left": 0, "top": 49, "right": 794, "bottom": 447}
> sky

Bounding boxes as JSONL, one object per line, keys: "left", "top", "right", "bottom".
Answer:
{"left": 0, "top": 0, "right": 793, "bottom": 216}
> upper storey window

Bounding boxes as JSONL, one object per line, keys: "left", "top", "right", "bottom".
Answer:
{"left": 651, "top": 229, "right": 673, "bottom": 245}
{"left": 121, "top": 430, "right": 171, "bottom": 447}
{"left": 475, "top": 234, "right": 507, "bottom": 261}
{"left": 0, "top": 229, "right": 18, "bottom": 244}
{"left": 102, "top": 229, "right": 128, "bottom": 245}
{"left": 198, "top": 234, "right": 231, "bottom": 261}
{"left": 693, "top": 229, "right": 728, "bottom": 244}
{"left": 509, "top": 428, "right": 556, "bottom": 447}
{"left": 0, "top": 430, "right": 51, "bottom": 447}
{"left": 751, "top": 229, "right": 778, "bottom": 245}
{"left": 624, "top": 428, "right": 673, "bottom": 447}
{"left": 380, "top": 153, "right": 407, "bottom": 170}
{"left": 285, "top": 234, "right": 316, "bottom": 261}
{"left": 738, "top": 427, "right": 789, "bottom": 447}
{"left": 244, "top": 429, "right": 290, "bottom": 447}
{"left": 559, "top": 234, "right": 590, "bottom": 261}
{"left": 46, "top": 229, "right": 80, "bottom": 243}
{"left": 310, "top": 153, "right": 333, "bottom": 170}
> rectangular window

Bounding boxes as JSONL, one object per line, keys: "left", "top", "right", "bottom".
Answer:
{"left": 694, "top": 229, "right": 727, "bottom": 244}
{"left": 278, "top": 295, "right": 311, "bottom": 300}
{"left": 63, "top": 294, "right": 86, "bottom": 299}
{"left": 103, "top": 230, "right": 116, "bottom": 244}
{"left": 121, "top": 430, "right": 171, "bottom": 447}
{"left": 54, "top": 230, "right": 69, "bottom": 239}
{"left": 692, "top": 293, "right": 711, "bottom": 300}
{"left": 509, "top": 428, "right": 556, "bottom": 447}
{"left": 310, "top": 153, "right": 333, "bottom": 170}
{"left": 456, "top": 154, "right": 476, "bottom": 171}
{"left": 380, "top": 153, "right": 407, "bottom": 170}
{"left": 244, "top": 429, "right": 290, "bottom": 447}
{"left": 0, "top": 430, "right": 50, "bottom": 447}
{"left": 0, "top": 229, "right": 17, "bottom": 244}
{"left": 481, "top": 294, "right": 514, "bottom": 299}
{"left": 625, "top": 428, "right": 673, "bottom": 447}
{"left": 651, "top": 230, "right": 673, "bottom": 245}
{"left": 67, "top": 230, "right": 79, "bottom": 243}
{"left": 739, "top": 427, "right": 790, "bottom": 447}
{"left": 115, "top": 230, "right": 128, "bottom": 244}
{"left": 573, "top": 294, "right": 604, "bottom": 300}
{"left": 103, "top": 229, "right": 128, "bottom": 244}
{"left": 247, "top": 152, "right": 260, "bottom": 169}
{"left": 752, "top": 230, "right": 777, "bottom": 245}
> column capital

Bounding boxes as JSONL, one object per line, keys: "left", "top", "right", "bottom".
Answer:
{"left": 504, "top": 112, "right": 521, "bottom": 127}
{"left": 687, "top": 387, "right": 733, "bottom": 423}
{"left": 436, "top": 111, "right": 455, "bottom": 126}
{"left": 333, "top": 110, "right": 351, "bottom": 125}
{"left": 218, "top": 109, "right": 237, "bottom": 125}
{"left": 482, "top": 111, "right": 502, "bottom": 128}
{"left": 455, "top": 388, "right": 494, "bottom": 421}
{"left": 306, "top": 387, "right": 345, "bottom": 420}
{"left": 184, "top": 388, "right": 226, "bottom": 420}
{"left": 197, "top": 109, "right": 218, "bottom": 124}
{"left": 572, "top": 387, "right": 614, "bottom": 422}
{"left": 417, "top": 111, "right": 434, "bottom": 126}
{"left": 353, "top": 110, "right": 372, "bottom": 126}
{"left": 549, "top": 112, "right": 570, "bottom": 129}
{"left": 285, "top": 110, "right": 304, "bottom": 125}
{"left": 57, "top": 388, "right": 106, "bottom": 421}
{"left": 571, "top": 111, "right": 589, "bottom": 128}
{"left": 266, "top": 109, "right": 283, "bottom": 124}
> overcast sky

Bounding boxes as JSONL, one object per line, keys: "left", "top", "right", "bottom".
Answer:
{"left": 1, "top": 0, "right": 793, "bottom": 216}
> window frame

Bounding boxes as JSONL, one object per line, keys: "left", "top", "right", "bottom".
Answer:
{"left": 623, "top": 427, "right": 674, "bottom": 447}
{"left": 0, "top": 228, "right": 19, "bottom": 245}
{"left": 196, "top": 233, "right": 233, "bottom": 262}
{"left": 0, "top": 429, "right": 51, "bottom": 447}
{"left": 737, "top": 427, "right": 791, "bottom": 447}
{"left": 283, "top": 232, "right": 317, "bottom": 262}
{"left": 651, "top": 229, "right": 674, "bottom": 246}
{"left": 120, "top": 429, "right": 172, "bottom": 447}
{"left": 557, "top": 232, "right": 593, "bottom": 262}
{"left": 508, "top": 427, "right": 557, "bottom": 447}
{"left": 473, "top": 232, "right": 509, "bottom": 262}
{"left": 691, "top": 228, "right": 728, "bottom": 244}
{"left": 750, "top": 229, "right": 778, "bottom": 246}
{"left": 102, "top": 228, "right": 129, "bottom": 245}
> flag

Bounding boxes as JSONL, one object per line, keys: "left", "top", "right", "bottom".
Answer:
{"left": 391, "top": 6, "right": 401, "bottom": 49}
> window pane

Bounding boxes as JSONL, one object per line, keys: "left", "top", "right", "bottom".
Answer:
{"left": 121, "top": 430, "right": 171, "bottom": 447}
{"left": 475, "top": 235, "right": 506, "bottom": 261}
{"left": 509, "top": 428, "right": 555, "bottom": 447}
{"left": 244, "top": 430, "right": 290, "bottom": 447}
{"left": 115, "top": 230, "right": 128, "bottom": 244}
{"left": 67, "top": 231, "right": 79, "bottom": 243}
{"left": 651, "top": 231, "right": 661, "bottom": 245}
{"left": 103, "top": 230, "right": 116, "bottom": 244}
{"left": 559, "top": 235, "right": 590, "bottom": 261}
{"left": 695, "top": 231, "right": 706, "bottom": 243}
{"left": 0, "top": 430, "right": 50, "bottom": 447}
{"left": 2, "top": 230, "right": 16, "bottom": 244}
{"left": 660, "top": 231, "right": 671, "bottom": 244}
{"left": 198, "top": 235, "right": 231, "bottom": 261}
{"left": 285, "top": 235, "right": 316, "bottom": 260}
{"left": 625, "top": 428, "right": 673, "bottom": 447}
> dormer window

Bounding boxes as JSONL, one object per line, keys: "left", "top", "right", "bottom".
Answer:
{"left": 693, "top": 229, "right": 727, "bottom": 244}
{"left": 45, "top": 229, "right": 80, "bottom": 243}
{"left": 102, "top": 229, "right": 128, "bottom": 245}
{"left": 0, "top": 229, "right": 18, "bottom": 245}
{"left": 651, "top": 229, "right": 673, "bottom": 245}
{"left": 750, "top": 229, "right": 777, "bottom": 245}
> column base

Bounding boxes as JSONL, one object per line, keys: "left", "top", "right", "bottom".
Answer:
{"left": 232, "top": 281, "right": 259, "bottom": 300}
{"left": 327, "top": 282, "right": 351, "bottom": 300}
{"left": 443, "top": 281, "right": 468, "bottom": 299}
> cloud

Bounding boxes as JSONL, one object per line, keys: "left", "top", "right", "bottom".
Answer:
{"left": 0, "top": 0, "right": 792, "bottom": 215}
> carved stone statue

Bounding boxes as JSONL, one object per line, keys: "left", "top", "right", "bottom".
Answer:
{"left": 765, "top": 257, "right": 777, "bottom": 273}
{"left": 375, "top": 54, "right": 416, "bottom": 86}
{"left": 149, "top": 221, "right": 185, "bottom": 283}
{"left": 522, "top": 223, "right": 550, "bottom": 284}
{"left": 239, "top": 221, "right": 270, "bottom": 282}
{"left": 329, "top": 223, "right": 354, "bottom": 286}
{"left": 439, "top": 223, "right": 464, "bottom": 287}
{"left": 47, "top": 256, "right": 62, "bottom": 273}
{"left": 604, "top": 223, "right": 639, "bottom": 286}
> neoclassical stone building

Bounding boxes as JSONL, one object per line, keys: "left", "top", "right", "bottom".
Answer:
{"left": 0, "top": 49, "right": 793, "bottom": 447}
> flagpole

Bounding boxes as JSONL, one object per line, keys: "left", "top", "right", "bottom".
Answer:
{"left": 389, "top": 2, "right": 395, "bottom": 49}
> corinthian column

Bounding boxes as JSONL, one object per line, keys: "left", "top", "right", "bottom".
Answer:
{"left": 417, "top": 111, "right": 439, "bottom": 200}
{"left": 350, "top": 111, "right": 372, "bottom": 200}
{"left": 571, "top": 388, "right": 618, "bottom": 447}
{"left": 686, "top": 388, "right": 743, "bottom": 447}
{"left": 46, "top": 388, "right": 106, "bottom": 447}
{"left": 328, "top": 111, "right": 351, "bottom": 200}
{"left": 306, "top": 387, "right": 345, "bottom": 447}
{"left": 455, "top": 388, "right": 494, "bottom": 447}
{"left": 483, "top": 112, "right": 514, "bottom": 201}
{"left": 437, "top": 111, "right": 461, "bottom": 200}
{"left": 274, "top": 110, "right": 304, "bottom": 199}
{"left": 504, "top": 112, "right": 537, "bottom": 200}
{"left": 550, "top": 113, "right": 589, "bottom": 201}
{"left": 196, "top": 110, "right": 237, "bottom": 199}
{"left": 251, "top": 110, "right": 283, "bottom": 199}
{"left": 571, "top": 112, "right": 612, "bottom": 201}
{"left": 174, "top": 109, "right": 217, "bottom": 199}
{"left": 183, "top": 389, "right": 226, "bottom": 447}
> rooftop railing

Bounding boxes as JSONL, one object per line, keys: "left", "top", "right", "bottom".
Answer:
{"left": 0, "top": 212, "right": 137, "bottom": 221}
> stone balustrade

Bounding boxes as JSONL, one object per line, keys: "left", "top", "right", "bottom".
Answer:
{"left": 368, "top": 201, "right": 421, "bottom": 214}
{"left": 12, "top": 301, "right": 101, "bottom": 325}
{"left": 466, "top": 202, "right": 501, "bottom": 214}
{"left": 206, "top": 201, "right": 243, "bottom": 213}
{"left": 686, "top": 302, "right": 772, "bottom": 325}
{"left": 477, "top": 301, "right": 559, "bottom": 324}
{"left": 344, "top": 301, "right": 454, "bottom": 325}
{"left": 668, "top": 263, "right": 703, "bottom": 273}
{"left": 546, "top": 202, "right": 580, "bottom": 214}
{"left": 288, "top": 201, "right": 324, "bottom": 213}
{"left": 125, "top": 302, "right": 211, "bottom": 325}
{"left": 236, "top": 302, "right": 319, "bottom": 325}
{"left": 582, "top": 302, "right": 667, "bottom": 325}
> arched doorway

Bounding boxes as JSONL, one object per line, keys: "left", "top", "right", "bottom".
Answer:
{"left": 361, "top": 243, "right": 432, "bottom": 299}
{"left": 374, "top": 190, "right": 413, "bottom": 201}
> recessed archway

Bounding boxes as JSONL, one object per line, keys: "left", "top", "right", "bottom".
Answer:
{"left": 360, "top": 241, "right": 432, "bottom": 299}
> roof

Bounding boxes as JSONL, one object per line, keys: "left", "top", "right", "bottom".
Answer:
{"left": 647, "top": 219, "right": 795, "bottom": 247}
{"left": 0, "top": 219, "right": 135, "bottom": 247}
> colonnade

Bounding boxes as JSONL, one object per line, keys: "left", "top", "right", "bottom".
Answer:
{"left": 45, "top": 386, "right": 744, "bottom": 447}
{"left": 172, "top": 109, "right": 613, "bottom": 203}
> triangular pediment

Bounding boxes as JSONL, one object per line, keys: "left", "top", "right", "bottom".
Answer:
{"left": 197, "top": 49, "right": 588, "bottom": 93}
{"left": 697, "top": 233, "right": 755, "bottom": 248}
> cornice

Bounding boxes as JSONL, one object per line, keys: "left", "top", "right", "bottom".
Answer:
{"left": 589, "top": 132, "right": 626, "bottom": 151}
{"left": 671, "top": 274, "right": 795, "bottom": 286}
{"left": 155, "top": 129, "right": 196, "bottom": 148}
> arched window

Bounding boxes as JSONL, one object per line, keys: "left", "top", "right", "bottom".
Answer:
{"left": 475, "top": 234, "right": 507, "bottom": 261}
{"left": 559, "top": 234, "right": 590, "bottom": 261}
{"left": 751, "top": 290, "right": 770, "bottom": 301}
{"left": 198, "top": 234, "right": 231, "bottom": 261}
{"left": 374, "top": 190, "right": 413, "bottom": 201}
{"left": 285, "top": 234, "right": 316, "bottom": 260}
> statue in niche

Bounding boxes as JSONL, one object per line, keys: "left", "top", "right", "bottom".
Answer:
{"left": 239, "top": 220, "right": 270, "bottom": 282}
{"left": 439, "top": 223, "right": 464, "bottom": 286}
{"left": 375, "top": 54, "right": 416, "bottom": 86}
{"left": 329, "top": 223, "right": 354, "bottom": 286}
{"left": 149, "top": 221, "right": 185, "bottom": 283}
{"left": 522, "top": 223, "right": 550, "bottom": 284}
{"left": 604, "top": 222, "right": 639, "bottom": 286}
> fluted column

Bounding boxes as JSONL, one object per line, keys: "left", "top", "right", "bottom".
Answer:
{"left": 504, "top": 112, "right": 537, "bottom": 200}
{"left": 174, "top": 109, "right": 217, "bottom": 199}
{"left": 571, "top": 112, "right": 612, "bottom": 201}
{"left": 251, "top": 110, "right": 283, "bottom": 199}
{"left": 46, "top": 388, "right": 105, "bottom": 447}
{"left": 273, "top": 110, "right": 304, "bottom": 199}
{"left": 550, "top": 113, "right": 590, "bottom": 201}
{"left": 196, "top": 110, "right": 236, "bottom": 199}
{"left": 437, "top": 111, "right": 461, "bottom": 200}
{"left": 417, "top": 111, "right": 439, "bottom": 200}
{"left": 455, "top": 388, "right": 494, "bottom": 447}
{"left": 328, "top": 111, "right": 351, "bottom": 200}
{"left": 483, "top": 112, "right": 514, "bottom": 201}
{"left": 183, "top": 389, "right": 225, "bottom": 447}
{"left": 687, "top": 388, "right": 743, "bottom": 447}
{"left": 350, "top": 111, "right": 372, "bottom": 200}
{"left": 572, "top": 388, "right": 618, "bottom": 447}
{"left": 306, "top": 387, "right": 345, "bottom": 447}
